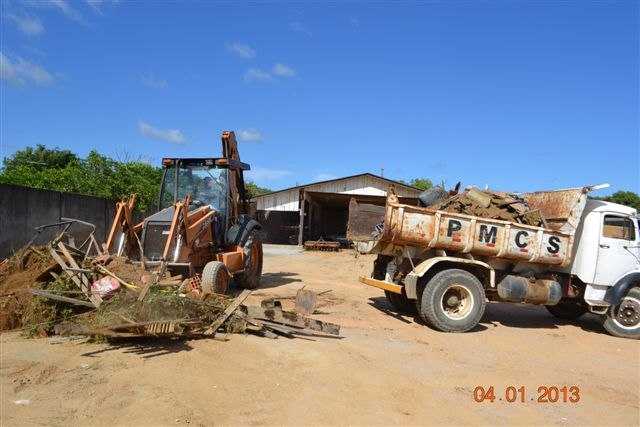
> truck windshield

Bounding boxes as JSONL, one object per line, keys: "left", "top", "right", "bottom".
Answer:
{"left": 160, "top": 164, "right": 228, "bottom": 212}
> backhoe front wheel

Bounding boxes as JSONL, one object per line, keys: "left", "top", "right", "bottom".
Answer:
{"left": 419, "top": 269, "right": 486, "bottom": 333}
{"left": 601, "top": 287, "right": 640, "bottom": 339}
{"left": 201, "top": 261, "right": 229, "bottom": 295}
{"left": 234, "top": 230, "right": 263, "bottom": 289}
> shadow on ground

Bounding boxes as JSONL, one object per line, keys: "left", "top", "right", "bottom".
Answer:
{"left": 81, "top": 337, "right": 199, "bottom": 359}
{"left": 247, "top": 271, "right": 302, "bottom": 291}
{"left": 479, "top": 302, "right": 605, "bottom": 335}
{"left": 364, "top": 296, "right": 612, "bottom": 335}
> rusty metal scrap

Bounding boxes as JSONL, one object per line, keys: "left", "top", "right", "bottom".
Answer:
{"left": 432, "top": 189, "right": 545, "bottom": 226}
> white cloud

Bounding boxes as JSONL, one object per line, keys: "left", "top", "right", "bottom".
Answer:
{"left": 290, "top": 21, "right": 312, "bottom": 36}
{"left": 226, "top": 42, "right": 256, "bottom": 59}
{"left": 85, "top": 0, "right": 105, "bottom": 14}
{"left": 247, "top": 167, "right": 292, "bottom": 181}
{"left": 138, "top": 120, "right": 186, "bottom": 144}
{"left": 140, "top": 71, "right": 168, "bottom": 89}
{"left": 314, "top": 173, "right": 337, "bottom": 182}
{"left": 272, "top": 63, "right": 295, "bottom": 77}
{"left": 238, "top": 129, "right": 263, "bottom": 142}
{"left": 7, "top": 13, "right": 44, "bottom": 36}
{"left": 244, "top": 68, "right": 274, "bottom": 83}
{"left": 0, "top": 52, "right": 55, "bottom": 86}
{"left": 26, "top": 0, "right": 88, "bottom": 25}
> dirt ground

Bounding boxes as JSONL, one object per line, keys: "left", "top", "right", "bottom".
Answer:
{"left": 1, "top": 246, "right": 639, "bottom": 426}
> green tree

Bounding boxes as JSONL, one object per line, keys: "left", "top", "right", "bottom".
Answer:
{"left": 0, "top": 146, "right": 162, "bottom": 211}
{"left": 608, "top": 191, "right": 640, "bottom": 211}
{"left": 398, "top": 178, "right": 433, "bottom": 190}
{"left": 2, "top": 144, "right": 77, "bottom": 172}
{"left": 245, "top": 181, "right": 272, "bottom": 198}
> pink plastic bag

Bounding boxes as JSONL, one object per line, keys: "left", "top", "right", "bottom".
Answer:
{"left": 92, "top": 276, "right": 120, "bottom": 299}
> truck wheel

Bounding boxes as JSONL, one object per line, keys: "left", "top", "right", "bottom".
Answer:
{"left": 234, "top": 230, "right": 263, "bottom": 289}
{"left": 201, "top": 261, "right": 229, "bottom": 295}
{"left": 601, "top": 287, "right": 640, "bottom": 339}
{"left": 545, "top": 301, "right": 587, "bottom": 320}
{"left": 384, "top": 289, "right": 417, "bottom": 313}
{"left": 419, "top": 269, "right": 486, "bottom": 333}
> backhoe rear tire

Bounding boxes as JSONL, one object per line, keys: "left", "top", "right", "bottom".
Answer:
{"left": 419, "top": 269, "right": 486, "bottom": 333}
{"left": 234, "top": 230, "right": 263, "bottom": 289}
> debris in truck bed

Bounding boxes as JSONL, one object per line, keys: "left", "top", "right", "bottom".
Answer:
{"left": 432, "top": 188, "right": 545, "bottom": 226}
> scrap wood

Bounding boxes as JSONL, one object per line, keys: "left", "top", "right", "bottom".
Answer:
{"left": 29, "top": 289, "right": 95, "bottom": 308}
{"left": 203, "top": 289, "right": 252, "bottom": 336}
{"left": 49, "top": 246, "right": 102, "bottom": 308}
{"left": 258, "top": 319, "right": 340, "bottom": 339}
{"left": 247, "top": 301, "right": 340, "bottom": 336}
{"left": 137, "top": 261, "right": 167, "bottom": 301}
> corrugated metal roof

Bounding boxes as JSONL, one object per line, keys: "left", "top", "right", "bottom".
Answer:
{"left": 253, "top": 172, "right": 422, "bottom": 198}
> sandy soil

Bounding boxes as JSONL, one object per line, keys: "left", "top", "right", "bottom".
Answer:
{"left": 1, "top": 247, "right": 639, "bottom": 426}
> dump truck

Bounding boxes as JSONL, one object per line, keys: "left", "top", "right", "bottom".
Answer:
{"left": 348, "top": 184, "right": 640, "bottom": 339}
{"left": 105, "top": 131, "right": 262, "bottom": 295}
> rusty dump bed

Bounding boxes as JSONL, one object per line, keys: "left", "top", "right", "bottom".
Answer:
{"left": 348, "top": 185, "right": 603, "bottom": 267}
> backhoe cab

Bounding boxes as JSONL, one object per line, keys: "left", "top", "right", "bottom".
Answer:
{"left": 105, "top": 131, "right": 263, "bottom": 295}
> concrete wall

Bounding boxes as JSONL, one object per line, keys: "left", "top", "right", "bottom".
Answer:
{"left": 0, "top": 184, "right": 132, "bottom": 258}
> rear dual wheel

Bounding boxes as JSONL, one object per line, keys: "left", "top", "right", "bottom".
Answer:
{"left": 384, "top": 289, "right": 416, "bottom": 313}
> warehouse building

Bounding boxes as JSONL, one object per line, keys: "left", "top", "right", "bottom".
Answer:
{"left": 253, "top": 173, "right": 422, "bottom": 245}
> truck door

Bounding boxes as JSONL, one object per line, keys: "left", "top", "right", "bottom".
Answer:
{"left": 594, "top": 214, "right": 640, "bottom": 286}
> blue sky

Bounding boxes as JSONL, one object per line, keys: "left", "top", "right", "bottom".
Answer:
{"left": 1, "top": 1, "right": 638, "bottom": 196}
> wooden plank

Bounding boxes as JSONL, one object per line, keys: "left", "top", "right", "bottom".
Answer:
{"left": 57, "top": 242, "right": 102, "bottom": 307}
{"left": 49, "top": 248, "right": 96, "bottom": 307}
{"left": 246, "top": 304, "right": 341, "bottom": 335}
{"left": 203, "top": 289, "right": 251, "bottom": 336}
{"left": 138, "top": 261, "right": 166, "bottom": 301}
{"left": 29, "top": 289, "right": 95, "bottom": 307}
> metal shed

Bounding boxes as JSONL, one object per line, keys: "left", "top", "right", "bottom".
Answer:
{"left": 254, "top": 173, "right": 422, "bottom": 245}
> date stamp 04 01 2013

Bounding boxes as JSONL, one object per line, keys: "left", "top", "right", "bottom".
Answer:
{"left": 473, "top": 386, "right": 581, "bottom": 404}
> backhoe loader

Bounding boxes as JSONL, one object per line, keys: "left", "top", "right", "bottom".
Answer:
{"left": 104, "top": 131, "right": 262, "bottom": 295}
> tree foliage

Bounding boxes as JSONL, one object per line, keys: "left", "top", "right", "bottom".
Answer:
{"left": 0, "top": 145, "right": 276, "bottom": 210}
{"left": 1, "top": 146, "right": 162, "bottom": 211}
{"left": 594, "top": 191, "right": 640, "bottom": 211}
{"left": 245, "top": 181, "right": 272, "bottom": 198}
{"left": 398, "top": 178, "right": 433, "bottom": 190}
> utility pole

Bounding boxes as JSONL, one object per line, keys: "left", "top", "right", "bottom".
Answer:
{"left": 380, "top": 167, "right": 384, "bottom": 178}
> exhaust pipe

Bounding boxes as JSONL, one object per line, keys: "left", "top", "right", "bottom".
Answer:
{"left": 497, "top": 275, "right": 562, "bottom": 305}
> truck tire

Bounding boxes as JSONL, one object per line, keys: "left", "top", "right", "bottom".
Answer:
{"left": 384, "top": 289, "right": 416, "bottom": 313}
{"left": 601, "top": 287, "right": 640, "bottom": 339}
{"left": 419, "top": 269, "right": 486, "bottom": 333}
{"left": 201, "top": 261, "right": 229, "bottom": 295}
{"left": 234, "top": 229, "right": 263, "bottom": 289}
{"left": 545, "top": 301, "right": 587, "bottom": 320}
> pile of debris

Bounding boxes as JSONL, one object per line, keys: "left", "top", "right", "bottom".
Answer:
{"left": 1, "top": 238, "right": 340, "bottom": 341}
{"left": 430, "top": 187, "right": 545, "bottom": 227}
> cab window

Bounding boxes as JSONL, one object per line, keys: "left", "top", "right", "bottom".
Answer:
{"left": 602, "top": 215, "right": 636, "bottom": 240}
